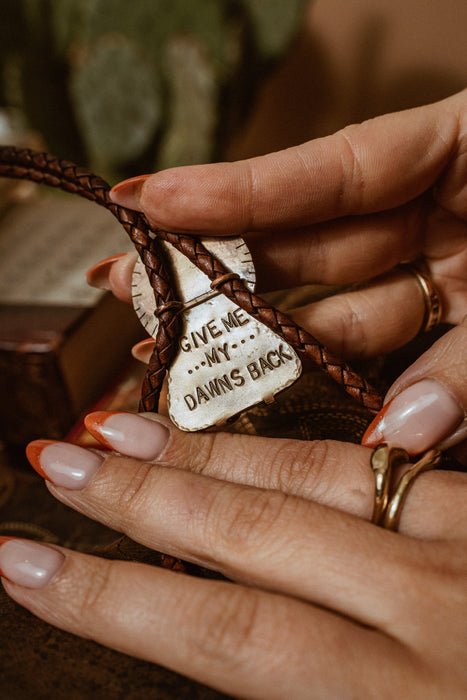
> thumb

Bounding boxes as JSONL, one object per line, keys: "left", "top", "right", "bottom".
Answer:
{"left": 362, "top": 320, "right": 467, "bottom": 456}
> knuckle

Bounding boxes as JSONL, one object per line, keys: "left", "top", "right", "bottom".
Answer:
{"left": 74, "top": 558, "right": 119, "bottom": 628}
{"left": 206, "top": 486, "right": 289, "bottom": 552}
{"left": 337, "top": 126, "right": 365, "bottom": 210}
{"left": 336, "top": 296, "right": 368, "bottom": 356}
{"left": 185, "top": 432, "right": 230, "bottom": 475}
{"left": 193, "top": 585, "right": 266, "bottom": 669}
{"left": 244, "top": 159, "right": 256, "bottom": 231}
{"left": 115, "top": 461, "right": 155, "bottom": 525}
{"left": 273, "top": 439, "right": 330, "bottom": 497}
{"left": 309, "top": 294, "right": 369, "bottom": 357}
{"left": 302, "top": 228, "right": 329, "bottom": 283}
{"left": 270, "top": 439, "right": 371, "bottom": 516}
{"left": 387, "top": 543, "right": 467, "bottom": 627}
{"left": 189, "top": 433, "right": 218, "bottom": 474}
{"left": 164, "top": 430, "right": 239, "bottom": 478}
{"left": 273, "top": 439, "right": 353, "bottom": 506}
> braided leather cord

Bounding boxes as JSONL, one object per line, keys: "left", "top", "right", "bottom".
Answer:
{"left": 0, "top": 146, "right": 383, "bottom": 414}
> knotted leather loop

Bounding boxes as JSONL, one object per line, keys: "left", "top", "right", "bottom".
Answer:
{"left": 0, "top": 146, "right": 383, "bottom": 415}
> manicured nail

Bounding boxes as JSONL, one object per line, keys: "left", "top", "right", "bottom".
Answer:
{"left": 131, "top": 338, "right": 156, "bottom": 363}
{"left": 84, "top": 411, "right": 169, "bottom": 461}
{"left": 85, "top": 253, "right": 127, "bottom": 290}
{"left": 0, "top": 537, "right": 65, "bottom": 589}
{"left": 26, "top": 440, "right": 103, "bottom": 489}
{"left": 362, "top": 378, "right": 463, "bottom": 455}
{"left": 109, "top": 175, "right": 150, "bottom": 210}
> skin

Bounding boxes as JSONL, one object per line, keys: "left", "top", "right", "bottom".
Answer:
{"left": 4, "top": 90, "right": 467, "bottom": 698}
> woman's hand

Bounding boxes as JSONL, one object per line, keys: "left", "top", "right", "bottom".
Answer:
{"left": 0, "top": 413, "right": 464, "bottom": 697}
{"left": 1, "top": 91, "right": 465, "bottom": 698}
{"left": 88, "top": 89, "right": 467, "bottom": 460}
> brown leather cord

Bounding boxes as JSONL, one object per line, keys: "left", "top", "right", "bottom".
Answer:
{"left": 0, "top": 146, "right": 383, "bottom": 414}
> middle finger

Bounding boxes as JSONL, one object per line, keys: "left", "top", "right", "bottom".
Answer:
{"left": 86, "top": 204, "right": 422, "bottom": 300}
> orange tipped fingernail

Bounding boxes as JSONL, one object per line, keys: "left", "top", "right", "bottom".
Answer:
{"left": 109, "top": 174, "right": 151, "bottom": 210}
{"left": 26, "top": 440, "right": 103, "bottom": 490}
{"left": 85, "top": 411, "right": 169, "bottom": 461}
{"left": 131, "top": 338, "right": 156, "bottom": 363}
{"left": 361, "top": 403, "right": 391, "bottom": 449}
{"left": 84, "top": 411, "right": 121, "bottom": 450}
{"left": 86, "top": 253, "right": 127, "bottom": 290}
{"left": 362, "top": 379, "right": 463, "bottom": 455}
{"left": 25, "top": 439, "right": 57, "bottom": 480}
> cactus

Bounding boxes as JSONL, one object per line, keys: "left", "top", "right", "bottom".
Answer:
{"left": 0, "top": 0, "right": 306, "bottom": 180}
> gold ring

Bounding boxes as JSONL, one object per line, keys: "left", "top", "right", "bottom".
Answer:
{"left": 370, "top": 444, "right": 409, "bottom": 524}
{"left": 370, "top": 444, "right": 441, "bottom": 531}
{"left": 401, "top": 263, "right": 443, "bottom": 333}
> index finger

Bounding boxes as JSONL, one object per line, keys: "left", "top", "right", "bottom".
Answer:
{"left": 109, "top": 92, "right": 463, "bottom": 234}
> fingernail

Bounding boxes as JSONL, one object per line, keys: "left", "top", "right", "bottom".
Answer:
{"left": 0, "top": 537, "right": 65, "bottom": 589}
{"left": 26, "top": 440, "right": 103, "bottom": 490}
{"left": 131, "top": 338, "right": 156, "bottom": 363}
{"left": 362, "top": 378, "right": 463, "bottom": 455}
{"left": 109, "top": 175, "right": 150, "bottom": 210}
{"left": 84, "top": 411, "right": 169, "bottom": 461}
{"left": 85, "top": 253, "right": 127, "bottom": 290}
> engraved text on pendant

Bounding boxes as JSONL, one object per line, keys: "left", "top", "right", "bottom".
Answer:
{"left": 168, "top": 295, "right": 301, "bottom": 431}
{"left": 132, "top": 236, "right": 302, "bottom": 431}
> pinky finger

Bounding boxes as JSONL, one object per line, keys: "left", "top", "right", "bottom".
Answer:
{"left": 1, "top": 541, "right": 413, "bottom": 700}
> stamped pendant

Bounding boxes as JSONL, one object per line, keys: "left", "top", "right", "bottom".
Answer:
{"left": 132, "top": 237, "right": 302, "bottom": 431}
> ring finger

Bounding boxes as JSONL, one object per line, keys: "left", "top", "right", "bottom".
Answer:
{"left": 86, "top": 204, "right": 421, "bottom": 302}
{"left": 27, "top": 413, "right": 467, "bottom": 542}
{"left": 290, "top": 266, "right": 428, "bottom": 358}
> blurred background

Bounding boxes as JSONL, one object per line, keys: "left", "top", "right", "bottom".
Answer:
{"left": 229, "top": 0, "right": 467, "bottom": 158}
{"left": 0, "top": 0, "right": 465, "bottom": 180}
{"left": 0, "top": 0, "right": 307, "bottom": 181}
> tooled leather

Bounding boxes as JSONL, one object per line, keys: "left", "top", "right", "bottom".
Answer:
{"left": 0, "top": 146, "right": 383, "bottom": 414}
